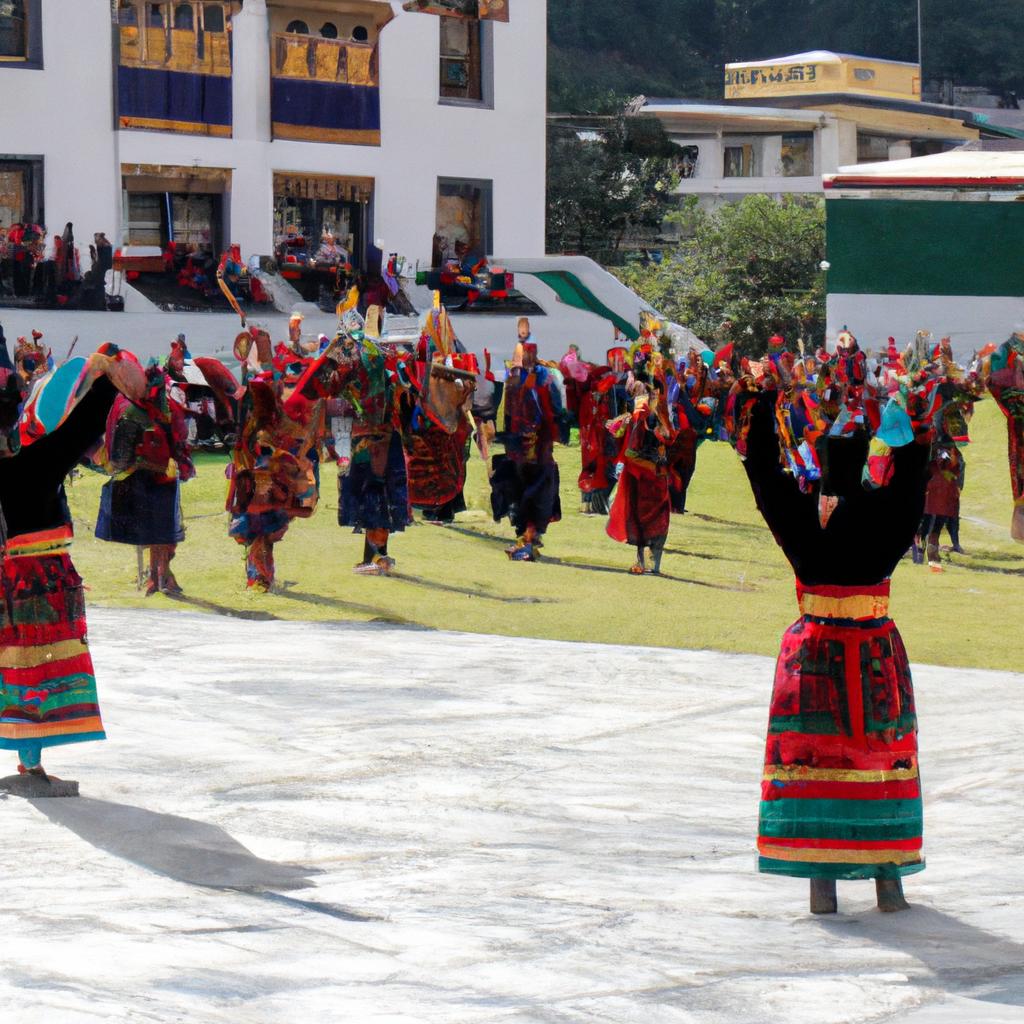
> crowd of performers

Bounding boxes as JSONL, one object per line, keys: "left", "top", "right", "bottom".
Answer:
{"left": 0, "top": 306, "right": 1022, "bottom": 919}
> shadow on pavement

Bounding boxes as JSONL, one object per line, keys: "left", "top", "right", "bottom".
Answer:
{"left": 821, "top": 905, "right": 1024, "bottom": 1009}
{"left": 32, "top": 797, "right": 316, "bottom": 892}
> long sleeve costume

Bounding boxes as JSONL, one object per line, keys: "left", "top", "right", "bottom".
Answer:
{"left": 606, "top": 406, "right": 672, "bottom": 569}
{"left": 988, "top": 335, "right": 1024, "bottom": 542}
{"left": 491, "top": 364, "right": 564, "bottom": 549}
{"left": 0, "top": 377, "right": 117, "bottom": 766}
{"left": 742, "top": 394, "right": 930, "bottom": 881}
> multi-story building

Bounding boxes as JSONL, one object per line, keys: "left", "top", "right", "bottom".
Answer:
{"left": 0, "top": 0, "right": 545, "bottom": 269}
{"left": 644, "top": 51, "right": 1023, "bottom": 209}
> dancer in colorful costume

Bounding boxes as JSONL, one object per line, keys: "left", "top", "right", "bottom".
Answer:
{"left": 913, "top": 440, "right": 964, "bottom": 571}
{"left": 406, "top": 301, "right": 477, "bottom": 525}
{"left": 606, "top": 376, "right": 674, "bottom": 574}
{"left": 492, "top": 319, "right": 565, "bottom": 561}
{"left": 95, "top": 363, "right": 195, "bottom": 595}
{"left": 666, "top": 348, "right": 723, "bottom": 514}
{"left": 985, "top": 333, "right": 1024, "bottom": 542}
{"left": 0, "top": 341, "right": 144, "bottom": 785}
{"left": 560, "top": 346, "right": 622, "bottom": 516}
{"left": 731, "top": 340, "right": 949, "bottom": 915}
{"left": 335, "top": 309, "right": 419, "bottom": 575}
{"left": 226, "top": 325, "right": 329, "bottom": 591}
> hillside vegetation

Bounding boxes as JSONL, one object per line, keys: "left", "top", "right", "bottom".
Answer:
{"left": 549, "top": 0, "right": 1024, "bottom": 111}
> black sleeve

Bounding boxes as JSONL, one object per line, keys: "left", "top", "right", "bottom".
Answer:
{"left": 843, "top": 441, "right": 930, "bottom": 571}
{"left": 16, "top": 376, "right": 119, "bottom": 491}
{"left": 742, "top": 393, "right": 818, "bottom": 565}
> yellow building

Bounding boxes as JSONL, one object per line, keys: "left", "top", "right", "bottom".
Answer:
{"left": 725, "top": 51, "right": 920, "bottom": 103}
{"left": 642, "top": 50, "right": 1022, "bottom": 208}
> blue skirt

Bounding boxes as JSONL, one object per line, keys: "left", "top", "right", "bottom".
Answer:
{"left": 338, "top": 430, "right": 410, "bottom": 532}
{"left": 96, "top": 473, "right": 184, "bottom": 546}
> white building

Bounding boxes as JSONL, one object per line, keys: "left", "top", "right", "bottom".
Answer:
{"left": 0, "top": 0, "right": 546, "bottom": 269}
{"left": 643, "top": 51, "right": 1021, "bottom": 209}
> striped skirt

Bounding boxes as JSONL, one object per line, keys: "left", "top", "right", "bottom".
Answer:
{"left": 0, "top": 528, "right": 105, "bottom": 753}
{"left": 757, "top": 581, "right": 924, "bottom": 881}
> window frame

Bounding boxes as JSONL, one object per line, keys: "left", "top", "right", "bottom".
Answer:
{"left": 435, "top": 176, "right": 493, "bottom": 263}
{"left": 0, "top": 0, "right": 43, "bottom": 70}
{"left": 438, "top": 16, "right": 493, "bottom": 109}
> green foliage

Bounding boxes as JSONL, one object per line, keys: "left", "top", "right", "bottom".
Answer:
{"left": 549, "top": 0, "right": 1024, "bottom": 112}
{"left": 546, "top": 115, "right": 680, "bottom": 262}
{"left": 616, "top": 195, "right": 827, "bottom": 355}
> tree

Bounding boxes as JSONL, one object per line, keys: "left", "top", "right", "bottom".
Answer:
{"left": 546, "top": 114, "right": 680, "bottom": 263}
{"left": 548, "top": 1, "right": 1024, "bottom": 114}
{"left": 616, "top": 195, "right": 827, "bottom": 355}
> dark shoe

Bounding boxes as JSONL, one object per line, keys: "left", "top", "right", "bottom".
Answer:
{"left": 161, "top": 573, "right": 183, "bottom": 596}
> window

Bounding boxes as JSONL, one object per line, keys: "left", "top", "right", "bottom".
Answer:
{"left": 319, "top": 21, "right": 338, "bottom": 39}
{"left": 0, "top": 159, "right": 44, "bottom": 231}
{"left": 203, "top": 3, "right": 224, "bottom": 32}
{"left": 781, "top": 133, "right": 813, "bottom": 176}
{"left": 173, "top": 3, "right": 194, "bottom": 30}
{"left": 434, "top": 178, "right": 493, "bottom": 266}
{"left": 724, "top": 144, "right": 757, "bottom": 177}
{"left": 677, "top": 145, "right": 699, "bottom": 179}
{"left": 0, "top": 0, "right": 27, "bottom": 58}
{"left": 857, "top": 133, "right": 889, "bottom": 163}
{"left": 148, "top": 3, "right": 165, "bottom": 27}
{"left": 352, "top": 24, "right": 369, "bottom": 42}
{"left": 285, "top": 19, "right": 309, "bottom": 34}
{"left": 439, "top": 16, "right": 490, "bottom": 104}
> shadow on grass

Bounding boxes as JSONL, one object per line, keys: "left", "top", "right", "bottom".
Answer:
{"left": 167, "top": 593, "right": 280, "bottom": 622}
{"left": 391, "top": 572, "right": 551, "bottom": 604}
{"left": 663, "top": 546, "right": 750, "bottom": 564}
{"left": 443, "top": 523, "right": 509, "bottom": 547}
{"left": 271, "top": 586, "right": 415, "bottom": 624}
{"left": 541, "top": 555, "right": 755, "bottom": 592}
{"left": 957, "top": 560, "right": 1024, "bottom": 577}
{"left": 956, "top": 548, "right": 1024, "bottom": 563}
{"left": 687, "top": 512, "right": 766, "bottom": 533}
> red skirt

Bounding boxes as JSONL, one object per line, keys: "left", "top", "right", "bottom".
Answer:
{"left": 0, "top": 528, "right": 105, "bottom": 753}
{"left": 757, "top": 581, "right": 924, "bottom": 880}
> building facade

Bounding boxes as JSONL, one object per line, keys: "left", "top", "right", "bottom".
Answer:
{"left": 0, "top": 0, "right": 545, "bottom": 268}
{"left": 644, "top": 51, "right": 1020, "bottom": 209}
{"left": 824, "top": 145, "right": 1024, "bottom": 353}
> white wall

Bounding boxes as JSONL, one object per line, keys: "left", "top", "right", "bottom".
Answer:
{"left": 0, "top": 1, "right": 119, "bottom": 242}
{"left": 826, "top": 292, "right": 1024, "bottom": 359}
{"left": 1, "top": 0, "right": 547, "bottom": 264}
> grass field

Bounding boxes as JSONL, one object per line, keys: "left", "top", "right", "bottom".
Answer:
{"left": 66, "top": 399, "right": 1022, "bottom": 671}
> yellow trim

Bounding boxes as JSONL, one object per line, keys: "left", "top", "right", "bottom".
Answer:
{"left": 759, "top": 843, "right": 922, "bottom": 866}
{"left": 764, "top": 765, "right": 918, "bottom": 784}
{"left": 0, "top": 639, "right": 89, "bottom": 670}
{"left": 7, "top": 540, "right": 73, "bottom": 559}
{"left": 272, "top": 123, "right": 381, "bottom": 146}
{"left": 725, "top": 54, "right": 920, "bottom": 102}
{"left": 0, "top": 717, "right": 102, "bottom": 740}
{"left": 119, "top": 116, "right": 232, "bottom": 137}
{"left": 798, "top": 592, "right": 889, "bottom": 620}
{"left": 118, "top": 24, "right": 232, "bottom": 77}
{"left": 816, "top": 104, "right": 978, "bottom": 141}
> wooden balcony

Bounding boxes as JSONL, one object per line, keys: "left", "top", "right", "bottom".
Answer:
{"left": 271, "top": 32, "right": 378, "bottom": 87}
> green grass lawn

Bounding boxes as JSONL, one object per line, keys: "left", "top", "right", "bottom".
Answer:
{"left": 67, "top": 399, "right": 1022, "bottom": 671}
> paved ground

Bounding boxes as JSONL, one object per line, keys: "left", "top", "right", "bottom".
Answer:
{"left": 2, "top": 608, "right": 1022, "bottom": 1024}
